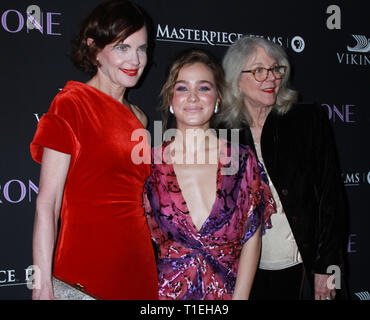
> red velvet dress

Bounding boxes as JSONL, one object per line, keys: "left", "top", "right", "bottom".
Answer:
{"left": 30, "top": 81, "right": 158, "bottom": 299}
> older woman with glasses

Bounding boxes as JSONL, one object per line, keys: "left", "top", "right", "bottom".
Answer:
{"left": 217, "top": 36, "right": 347, "bottom": 300}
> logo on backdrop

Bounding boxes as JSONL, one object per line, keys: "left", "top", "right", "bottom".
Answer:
{"left": 341, "top": 171, "right": 370, "bottom": 187}
{"left": 347, "top": 35, "right": 370, "bottom": 53}
{"left": 354, "top": 291, "right": 370, "bottom": 300}
{"left": 156, "top": 24, "right": 305, "bottom": 52}
{"left": 0, "top": 267, "right": 34, "bottom": 288}
{"left": 290, "top": 36, "right": 305, "bottom": 53}
{"left": 156, "top": 24, "right": 243, "bottom": 47}
{"left": 336, "top": 34, "right": 370, "bottom": 66}
{"left": 347, "top": 234, "right": 358, "bottom": 253}
{"left": 321, "top": 103, "right": 357, "bottom": 124}
{"left": 0, "top": 179, "right": 38, "bottom": 204}
{"left": 1, "top": 5, "right": 61, "bottom": 35}
{"left": 33, "top": 113, "right": 45, "bottom": 123}
{"left": 248, "top": 33, "right": 305, "bottom": 53}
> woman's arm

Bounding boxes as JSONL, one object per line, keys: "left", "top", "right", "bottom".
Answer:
{"left": 32, "top": 147, "right": 70, "bottom": 300}
{"left": 311, "top": 105, "right": 347, "bottom": 299}
{"left": 232, "top": 225, "right": 262, "bottom": 300}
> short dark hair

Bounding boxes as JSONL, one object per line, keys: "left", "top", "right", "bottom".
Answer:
{"left": 160, "top": 48, "right": 225, "bottom": 130}
{"left": 71, "top": 0, "right": 148, "bottom": 76}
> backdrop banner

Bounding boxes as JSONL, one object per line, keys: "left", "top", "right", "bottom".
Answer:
{"left": 0, "top": 0, "right": 369, "bottom": 301}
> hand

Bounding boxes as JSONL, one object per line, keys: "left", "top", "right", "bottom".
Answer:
{"left": 314, "top": 273, "right": 336, "bottom": 300}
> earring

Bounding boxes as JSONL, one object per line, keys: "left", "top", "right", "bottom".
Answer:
{"left": 169, "top": 106, "right": 174, "bottom": 114}
{"left": 214, "top": 103, "right": 219, "bottom": 114}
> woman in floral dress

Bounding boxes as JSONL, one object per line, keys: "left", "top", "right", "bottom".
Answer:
{"left": 144, "top": 49, "right": 275, "bottom": 300}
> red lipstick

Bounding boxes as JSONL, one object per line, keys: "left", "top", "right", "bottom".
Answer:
{"left": 120, "top": 68, "right": 138, "bottom": 77}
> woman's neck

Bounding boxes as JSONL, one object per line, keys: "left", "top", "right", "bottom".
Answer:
{"left": 171, "top": 126, "right": 219, "bottom": 165}
{"left": 245, "top": 104, "right": 273, "bottom": 144}
{"left": 86, "top": 73, "right": 126, "bottom": 104}
{"left": 247, "top": 104, "right": 272, "bottom": 129}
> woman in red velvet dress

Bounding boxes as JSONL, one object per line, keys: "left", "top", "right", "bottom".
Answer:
{"left": 30, "top": 0, "right": 157, "bottom": 300}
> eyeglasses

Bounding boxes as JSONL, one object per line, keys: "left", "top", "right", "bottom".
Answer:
{"left": 241, "top": 65, "right": 287, "bottom": 82}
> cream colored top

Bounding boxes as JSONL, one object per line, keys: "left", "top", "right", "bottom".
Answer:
{"left": 254, "top": 142, "right": 303, "bottom": 270}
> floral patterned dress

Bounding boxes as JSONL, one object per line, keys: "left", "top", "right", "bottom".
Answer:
{"left": 144, "top": 140, "right": 275, "bottom": 300}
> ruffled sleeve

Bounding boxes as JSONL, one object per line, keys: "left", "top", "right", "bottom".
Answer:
{"left": 30, "top": 93, "right": 80, "bottom": 165}
{"left": 241, "top": 147, "right": 276, "bottom": 244}
{"left": 143, "top": 176, "right": 163, "bottom": 246}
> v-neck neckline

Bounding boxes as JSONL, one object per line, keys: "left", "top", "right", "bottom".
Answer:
{"left": 162, "top": 140, "right": 227, "bottom": 235}
{"left": 171, "top": 161, "right": 223, "bottom": 234}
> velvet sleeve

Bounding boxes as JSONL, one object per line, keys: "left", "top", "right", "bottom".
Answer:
{"left": 241, "top": 147, "right": 276, "bottom": 245}
{"left": 30, "top": 94, "right": 80, "bottom": 164}
{"left": 311, "top": 105, "right": 347, "bottom": 274}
